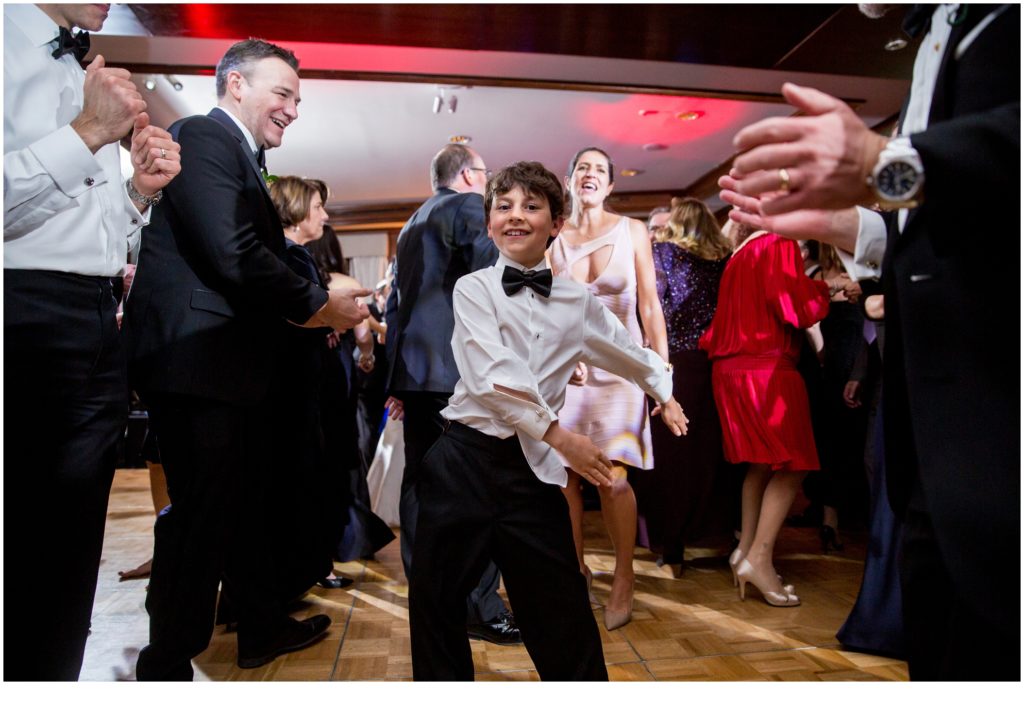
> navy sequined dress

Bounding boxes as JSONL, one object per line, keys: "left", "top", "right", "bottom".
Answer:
{"left": 634, "top": 243, "right": 736, "bottom": 562}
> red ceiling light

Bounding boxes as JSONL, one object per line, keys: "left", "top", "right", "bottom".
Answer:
{"left": 637, "top": 109, "right": 659, "bottom": 117}
{"left": 676, "top": 111, "right": 705, "bottom": 121}
{"left": 642, "top": 143, "right": 667, "bottom": 151}
{"left": 620, "top": 169, "right": 643, "bottom": 177}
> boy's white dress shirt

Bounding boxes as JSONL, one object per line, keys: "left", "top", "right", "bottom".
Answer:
{"left": 442, "top": 252, "right": 673, "bottom": 487}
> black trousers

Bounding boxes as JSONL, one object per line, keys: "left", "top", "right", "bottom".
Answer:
{"left": 409, "top": 422, "right": 607, "bottom": 681}
{"left": 901, "top": 505, "right": 1020, "bottom": 680}
{"left": 4, "top": 270, "right": 127, "bottom": 680}
{"left": 399, "top": 393, "right": 505, "bottom": 624}
{"left": 136, "top": 393, "right": 286, "bottom": 680}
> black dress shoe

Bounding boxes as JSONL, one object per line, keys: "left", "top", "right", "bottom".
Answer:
{"left": 237, "top": 614, "right": 332, "bottom": 669}
{"left": 466, "top": 611, "right": 522, "bottom": 646}
{"left": 317, "top": 576, "right": 354, "bottom": 589}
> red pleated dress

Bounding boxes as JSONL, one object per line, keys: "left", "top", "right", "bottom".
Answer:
{"left": 698, "top": 232, "right": 830, "bottom": 471}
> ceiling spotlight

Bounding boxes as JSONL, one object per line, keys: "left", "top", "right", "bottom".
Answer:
{"left": 620, "top": 169, "right": 643, "bottom": 177}
{"left": 884, "top": 37, "right": 908, "bottom": 51}
{"left": 642, "top": 143, "right": 668, "bottom": 152}
{"left": 638, "top": 109, "right": 659, "bottom": 117}
{"left": 448, "top": 95, "right": 458, "bottom": 114}
{"left": 676, "top": 111, "right": 705, "bottom": 121}
{"left": 165, "top": 75, "right": 183, "bottom": 91}
{"left": 449, "top": 135, "right": 472, "bottom": 144}
{"left": 432, "top": 94, "right": 443, "bottom": 114}
{"left": 144, "top": 77, "right": 157, "bottom": 91}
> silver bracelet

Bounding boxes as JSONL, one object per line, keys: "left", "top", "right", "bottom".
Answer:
{"left": 125, "top": 179, "right": 163, "bottom": 207}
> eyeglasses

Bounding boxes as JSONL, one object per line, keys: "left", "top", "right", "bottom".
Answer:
{"left": 467, "top": 167, "right": 492, "bottom": 178}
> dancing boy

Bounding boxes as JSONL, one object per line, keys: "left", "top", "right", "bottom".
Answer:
{"left": 407, "top": 161, "right": 688, "bottom": 680}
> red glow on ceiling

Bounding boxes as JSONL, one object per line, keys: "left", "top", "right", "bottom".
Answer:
{"left": 582, "top": 94, "right": 753, "bottom": 148}
{"left": 184, "top": 4, "right": 230, "bottom": 38}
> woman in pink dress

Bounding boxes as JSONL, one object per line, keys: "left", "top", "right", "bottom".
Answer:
{"left": 699, "top": 220, "right": 830, "bottom": 606}
{"left": 548, "top": 147, "right": 673, "bottom": 630}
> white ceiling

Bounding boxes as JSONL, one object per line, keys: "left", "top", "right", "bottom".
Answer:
{"left": 94, "top": 29, "right": 911, "bottom": 212}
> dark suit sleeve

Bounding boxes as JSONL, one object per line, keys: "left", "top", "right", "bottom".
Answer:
{"left": 452, "top": 194, "right": 498, "bottom": 272}
{"left": 168, "top": 118, "right": 327, "bottom": 323}
{"left": 910, "top": 5, "right": 1020, "bottom": 216}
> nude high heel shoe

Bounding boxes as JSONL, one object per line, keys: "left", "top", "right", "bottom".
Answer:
{"left": 603, "top": 577, "right": 634, "bottom": 631}
{"left": 729, "top": 548, "right": 794, "bottom": 593}
{"left": 728, "top": 548, "right": 744, "bottom": 587}
{"left": 736, "top": 559, "right": 800, "bottom": 607}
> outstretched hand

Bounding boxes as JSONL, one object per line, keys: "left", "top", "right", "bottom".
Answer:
{"left": 651, "top": 397, "right": 688, "bottom": 436}
{"left": 544, "top": 423, "right": 613, "bottom": 487}
{"left": 718, "top": 175, "right": 862, "bottom": 252}
{"left": 727, "top": 83, "right": 888, "bottom": 215}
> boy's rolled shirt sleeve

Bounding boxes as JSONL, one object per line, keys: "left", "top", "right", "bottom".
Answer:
{"left": 580, "top": 294, "right": 673, "bottom": 405}
{"left": 450, "top": 277, "right": 558, "bottom": 435}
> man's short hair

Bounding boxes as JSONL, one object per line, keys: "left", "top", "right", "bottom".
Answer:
{"left": 485, "top": 161, "right": 565, "bottom": 223}
{"left": 215, "top": 38, "right": 299, "bottom": 99}
{"left": 430, "top": 144, "right": 474, "bottom": 191}
{"left": 646, "top": 205, "right": 670, "bottom": 229}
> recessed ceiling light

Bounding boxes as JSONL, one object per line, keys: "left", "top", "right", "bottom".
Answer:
{"left": 637, "top": 109, "right": 659, "bottom": 117}
{"left": 449, "top": 135, "right": 472, "bottom": 144}
{"left": 676, "top": 111, "right": 705, "bottom": 121}
{"left": 620, "top": 169, "right": 643, "bottom": 177}
{"left": 642, "top": 143, "right": 667, "bottom": 152}
{"left": 884, "top": 38, "right": 908, "bottom": 51}
{"left": 144, "top": 77, "right": 156, "bottom": 91}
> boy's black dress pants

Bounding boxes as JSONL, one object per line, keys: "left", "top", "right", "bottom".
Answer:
{"left": 409, "top": 420, "right": 607, "bottom": 681}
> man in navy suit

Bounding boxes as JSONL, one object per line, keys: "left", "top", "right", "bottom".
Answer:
{"left": 385, "top": 144, "right": 520, "bottom": 644}
{"left": 720, "top": 4, "right": 1019, "bottom": 680}
{"left": 124, "top": 39, "right": 369, "bottom": 680}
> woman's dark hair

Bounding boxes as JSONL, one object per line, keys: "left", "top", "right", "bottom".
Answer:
{"left": 565, "top": 146, "right": 615, "bottom": 185}
{"left": 306, "top": 224, "right": 348, "bottom": 282}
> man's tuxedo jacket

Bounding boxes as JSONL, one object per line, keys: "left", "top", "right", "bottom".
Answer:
{"left": 124, "top": 109, "right": 328, "bottom": 405}
{"left": 882, "top": 4, "right": 1019, "bottom": 633}
{"left": 385, "top": 187, "right": 497, "bottom": 396}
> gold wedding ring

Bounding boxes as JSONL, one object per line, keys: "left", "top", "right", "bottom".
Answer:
{"left": 160, "top": 148, "right": 167, "bottom": 159}
{"left": 778, "top": 167, "right": 791, "bottom": 192}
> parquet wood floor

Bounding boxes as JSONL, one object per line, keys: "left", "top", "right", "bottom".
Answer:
{"left": 79, "top": 468, "right": 909, "bottom": 682}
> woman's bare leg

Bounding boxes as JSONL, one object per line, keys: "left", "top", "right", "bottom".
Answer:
{"left": 597, "top": 464, "right": 636, "bottom": 612}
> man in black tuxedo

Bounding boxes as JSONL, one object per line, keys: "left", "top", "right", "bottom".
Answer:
{"left": 124, "top": 39, "right": 369, "bottom": 681}
{"left": 720, "top": 4, "right": 1019, "bottom": 680}
{"left": 385, "top": 144, "right": 519, "bottom": 644}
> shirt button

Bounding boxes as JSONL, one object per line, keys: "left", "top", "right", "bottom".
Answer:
{"left": 84, "top": 177, "right": 95, "bottom": 186}
{"left": 131, "top": 219, "right": 139, "bottom": 225}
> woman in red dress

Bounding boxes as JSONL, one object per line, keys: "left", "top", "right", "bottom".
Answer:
{"left": 699, "top": 221, "right": 829, "bottom": 606}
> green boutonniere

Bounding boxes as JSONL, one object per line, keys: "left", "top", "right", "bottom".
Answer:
{"left": 262, "top": 168, "right": 278, "bottom": 185}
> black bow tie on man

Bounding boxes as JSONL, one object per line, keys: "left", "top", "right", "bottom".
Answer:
{"left": 501, "top": 266, "right": 553, "bottom": 298}
{"left": 51, "top": 26, "right": 90, "bottom": 62}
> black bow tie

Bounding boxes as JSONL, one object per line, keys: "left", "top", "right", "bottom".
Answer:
{"left": 51, "top": 26, "right": 90, "bottom": 62}
{"left": 502, "top": 266, "right": 552, "bottom": 298}
{"left": 901, "top": 4, "right": 936, "bottom": 39}
{"left": 255, "top": 146, "right": 267, "bottom": 170}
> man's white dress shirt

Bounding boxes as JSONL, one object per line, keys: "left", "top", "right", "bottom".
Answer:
{"left": 3, "top": 3, "right": 148, "bottom": 276}
{"left": 442, "top": 253, "right": 673, "bottom": 487}
{"left": 844, "top": 4, "right": 958, "bottom": 280}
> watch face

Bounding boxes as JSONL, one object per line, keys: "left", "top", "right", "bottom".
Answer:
{"left": 877, "top": 161, "right": 919, "bottom": 200}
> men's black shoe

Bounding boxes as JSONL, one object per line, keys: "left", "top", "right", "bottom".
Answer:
{"left": 237, "top": 614, "right": 332, "bottom": 669}
{"left": 466, "top": 611, "right": 522, "bottom": 646}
